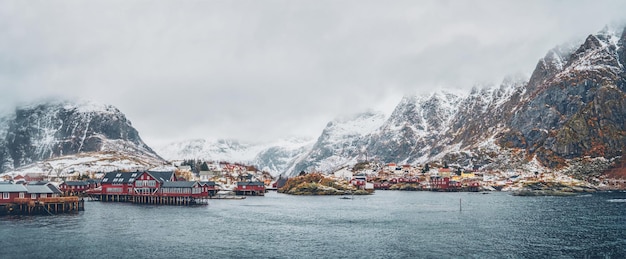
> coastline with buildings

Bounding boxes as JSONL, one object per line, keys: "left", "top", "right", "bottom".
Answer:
{"left": 0, "top": 158, "right": 618, "bottom": 216}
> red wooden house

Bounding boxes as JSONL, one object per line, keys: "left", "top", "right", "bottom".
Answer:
{"left": 101, "top": 172, "right": 139, "bottom": 196}
{"left": 25, "top": 185, "right": 58, "bottom": 199}
{"left": 373, "top": 182, "right": 391, "bottom": 190}
{"left": 0, "top": 184, "right": 28, "bottom": 204}
{"left": 200, "top": 181, "right": 218, "bottom": 196}
{"left": 86, "top": 179, "right": 101, "bottom": 189}
{"left": 430, "top": 177, "right": 461, "bottom": 191}
{"left": 160, "top": 181, "right": 203, "bottom": 198}
{"left": 234, "top": 181, "right": 265, "bottom": 196}
{"left": 24, "top": 173, "right": 44, "bottom": 182}
{"left": 131, "top": 171, "right": 176, "bottom": 197}
{"left": 60, "top": 181, "right": 90, "bottom": 196}
{"left": 431, "top": 177, "right": 450, "bottom": 190}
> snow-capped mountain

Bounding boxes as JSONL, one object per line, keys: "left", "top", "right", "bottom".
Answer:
{"left": 501, "top": 25, "right": 626, "bottom": 169}
{"left": 283, "top": 25, "right": 626, "bottom": 176}
{"left": 17, "top": 25, "right": 620, "bottom": 179}
{"left": 253, "top": 137, "right": 315, "bottom": 175}
{"left": 287, "top": 111, "right": 387, "bottom": 174}
{"left": 4, "top": 151, "right": 165, "bottom": 178}
{"left": 366, "top": 91, "right": 463, "bottom": 165}
{"left": 154, "top": 137, "right": 314, "bottom": 177}
{"left": 155, "top": 138, "right": 266, "bottom": 163}
{"left": 0, "top": 100, "right": 161, "bottom": 174}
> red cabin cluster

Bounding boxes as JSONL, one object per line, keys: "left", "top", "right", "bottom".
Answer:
{"left": 87, "top": 171, "right": 218, "bottom": 205}
{"left": 0, "top": 181, "right": 83, "bottom": 215}
{"left": 234, "top": 181, "right": 265, "bottom": 196}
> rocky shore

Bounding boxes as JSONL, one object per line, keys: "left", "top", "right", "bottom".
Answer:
{"left": 278, "top": 173, "right": 372, "bottom": 196}
{"left": 511, "top": 181, "right": 597, "bottom": 196}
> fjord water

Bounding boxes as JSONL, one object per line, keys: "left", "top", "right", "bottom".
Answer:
{"left": 1, "top": 191, "right": 625, "bottom": 258}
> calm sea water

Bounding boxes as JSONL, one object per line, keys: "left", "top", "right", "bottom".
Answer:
{"left": 1, "top": 191, "right": 625, "bottom": 258}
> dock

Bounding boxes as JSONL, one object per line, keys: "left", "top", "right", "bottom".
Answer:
{"left": 210, "top": 195, "right": 246, "bottom": 200}
{"left": 0, "top": 197, "right": 84, "bottom": 216}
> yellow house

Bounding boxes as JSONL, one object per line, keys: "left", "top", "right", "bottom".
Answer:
{"left": 461, "top": 171, "right": 475, "bottom": 179}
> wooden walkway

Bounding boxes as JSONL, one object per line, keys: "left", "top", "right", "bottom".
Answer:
{"left": 1, "top": 197, "right": 84, "bottom": 216}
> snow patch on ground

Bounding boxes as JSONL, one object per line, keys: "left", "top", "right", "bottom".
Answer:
{"left": 0, "top": 151, "right": 164, "bottom": 178}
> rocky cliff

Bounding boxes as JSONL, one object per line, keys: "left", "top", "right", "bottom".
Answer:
{"left": 0, "top": 100, "right": 161, "bottom": 173}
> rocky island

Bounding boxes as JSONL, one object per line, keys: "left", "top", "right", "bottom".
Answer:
{"left": 278, "top": 173, "right": 371, "bottom": 195}
{"left": 511, "top": 181, "right": 597, "bottom": 196}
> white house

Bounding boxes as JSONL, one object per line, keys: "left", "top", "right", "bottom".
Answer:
{"left": 333, "top": 168, "right": 353, "bottom": 181}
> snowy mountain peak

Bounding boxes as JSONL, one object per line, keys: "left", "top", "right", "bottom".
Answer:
{"left": 0, "top": 99, "right": 160, "bottom": 173}
{"left": 324, "top": 111, "right": 387, "bottom": 138}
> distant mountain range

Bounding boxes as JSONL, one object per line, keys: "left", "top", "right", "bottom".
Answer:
{"left": 2, "top": 25, "right": 625, "bottom": 179}
{"left": 161, "top": 25, "right": 626, "bottom": 177}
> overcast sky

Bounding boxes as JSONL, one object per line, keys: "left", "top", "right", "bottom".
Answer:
{"left": 1, "top": 0, "right": 625, "bottom": 147}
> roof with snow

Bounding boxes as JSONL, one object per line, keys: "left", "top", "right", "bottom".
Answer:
{"left": 102, "top": 171, "right": 141, "bottom": 184}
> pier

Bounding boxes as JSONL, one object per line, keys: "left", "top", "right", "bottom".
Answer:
{"left": 0, "top": 197, "right": 84, "bottom": 216}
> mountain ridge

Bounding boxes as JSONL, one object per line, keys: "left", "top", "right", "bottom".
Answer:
{"left": 0, "top": 99, "right": 162, "bottom": 174}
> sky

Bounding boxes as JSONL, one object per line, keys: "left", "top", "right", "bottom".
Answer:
{"left": 1, "top": 0, "right": 625, "bottom": 147}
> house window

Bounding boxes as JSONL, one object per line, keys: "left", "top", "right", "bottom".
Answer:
{"left": 31, "top": 194, "right": 37, "bottom": 199}
{"left": 2, "top": 193, "right": 8, "bottom": 199}
{"left": 19, "top": 192, "right": 24, "bottom": 198}
{"left": 40, "top": 193, "right": 47, "bottom": 198}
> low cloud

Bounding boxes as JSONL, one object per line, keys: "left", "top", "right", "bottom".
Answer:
{"left": 1, "top": 0, "right": 624, "bottom": 146}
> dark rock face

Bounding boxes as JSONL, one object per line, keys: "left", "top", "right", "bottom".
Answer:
{"left": 289, "top": 26, "right": 626, "bottom": 175}
{"left": 0, "top": 101, "right": 159, "bottom": 173}
{"left": 366, "top": 93, "right": 461, "bottom": 165}
{"left": 501, "top": 28, "right": 625, "bottom": 168}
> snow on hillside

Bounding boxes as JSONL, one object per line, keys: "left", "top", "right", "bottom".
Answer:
{"left": 154, "top": 139, "right": 268, "bottom": 162}
{"left": 0, "top": 151, "right": 165, "bottom": 178}
{"left": 253, "top": 137, "right": 315, "bottom": 176}
{"left": 285, "top": 111, "right": 387, "bottom": 175}
{"left": 328, "top": 111, "right": 388, "bottom": 137}
{"left": 0, "top": 99, "right": 159, "bottom": 174}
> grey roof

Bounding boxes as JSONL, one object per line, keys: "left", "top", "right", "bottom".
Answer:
{"left": 102, "top": 171, "right": 141, "bottom": 184}
{"left": 147, "top": 171, "right": 175, "bottom": 183}
{"left": 47, "top": 184, "right": 62, "bottom": 194}
{"left": 25, "top": 185, "right": 54, "bottom": 194}
{"left": 0, "top": 184, "right": 28, "bottom": 192}
{"left": 237, "top": 181, "right": 264, "bottom": 186}
{"left": 63, "top": 181, "right": 89, "bottom": 186}
{"left": 162, "top": 181, "right": 198, "bottom": 188}
{"left": 200, "top": 181, "right": 216, "bottom": 186}
{"left": 86, "top": 179, "right": 101, "bottom": 184}
{"left": 28, "top": 181, "right": 51, "bottom": 185}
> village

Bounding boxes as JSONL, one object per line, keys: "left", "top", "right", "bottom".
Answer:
{"left": 0, "top": 158, "right": 620, "bottom": 215}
